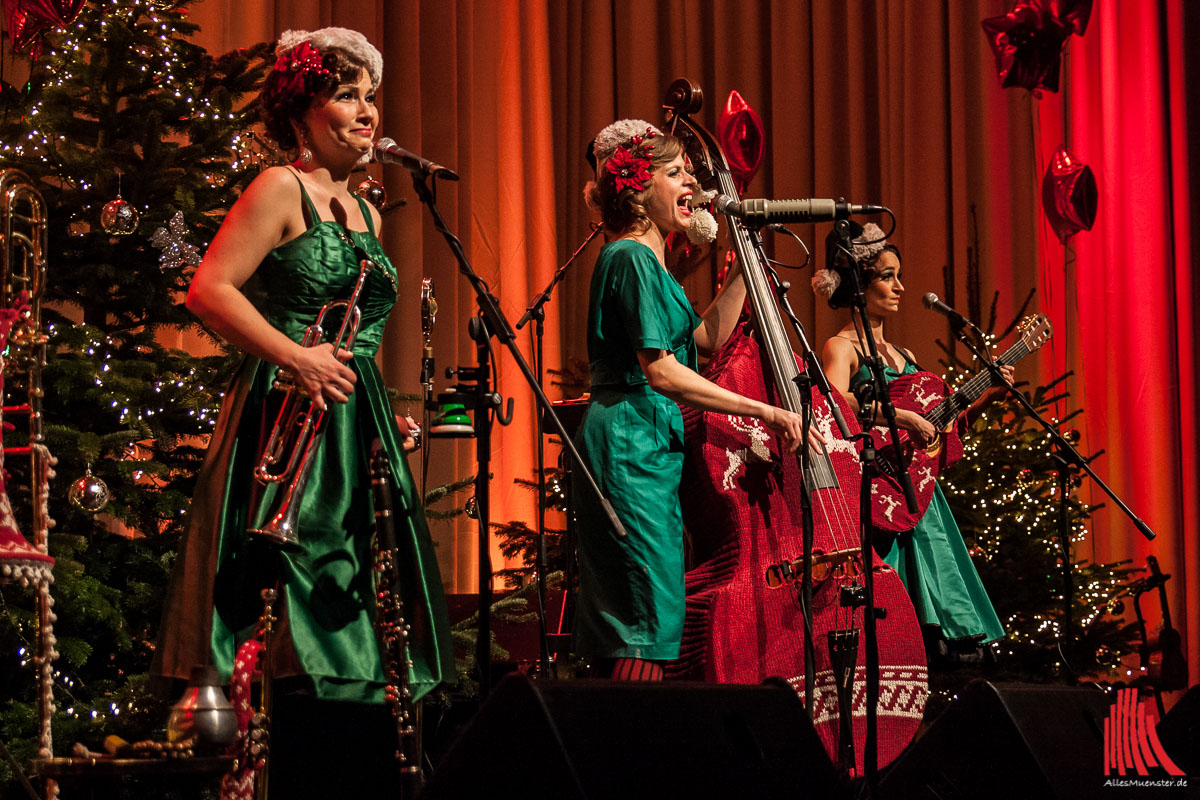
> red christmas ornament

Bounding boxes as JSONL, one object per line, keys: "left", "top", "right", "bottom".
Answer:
{"left": 717, "top": 90, "right": 764, "bottom": 192}
{"left": 1042, "top": 145, "right": 1097, "bottom": 243}
{"left": 980, "top": 0, "right": 1091, "bottom": 93}
{"left": 3, "top": 0, "right": 85, "bottom": 59}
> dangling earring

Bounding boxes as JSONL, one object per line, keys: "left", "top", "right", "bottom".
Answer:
{"left": 297, "top": 131, "right": 312, "bottom": 165}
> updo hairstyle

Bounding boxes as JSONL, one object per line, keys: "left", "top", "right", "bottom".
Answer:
{"left": 817, "top": 223, "right": 902, "bottom": 309}
{"left": 260, "top": 28, "right": 382, "bottom": 152}
{"left": 584, "top": 134, "right": 686, "bottom": 236}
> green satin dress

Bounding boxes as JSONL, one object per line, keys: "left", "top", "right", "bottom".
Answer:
{"left": 851, "top": 359, "right": 1005, "bottom": 644}
{"left": 573, "top": 239, "right": 701, "bottom": 661}
{"left": 155, "top": 177, "right": 453, "bottom": 703}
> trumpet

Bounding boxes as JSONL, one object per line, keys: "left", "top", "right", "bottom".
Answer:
{"left": 248, "top": 257, "right": 375, "bottom": 547}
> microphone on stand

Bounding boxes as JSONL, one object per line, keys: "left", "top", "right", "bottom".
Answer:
{"left": 921, "top": 293, "right": 973, "bottom": 330}
{"left": 372, "top": 137, "right": 460, "bottom": 181}
{"left": 714, "top": 195, "right": 886, "bottom": 226}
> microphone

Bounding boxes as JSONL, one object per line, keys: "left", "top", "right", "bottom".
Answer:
{"left": 714, "top": 195, "right": 885, "bottom": 225}
{"left": 922, "top": 293, "right": 971, "bottom": 329}
{"left": 372, "top": 138, "right": 460, "bottom": 181}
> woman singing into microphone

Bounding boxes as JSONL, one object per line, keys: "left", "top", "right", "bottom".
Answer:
{"left": 816, "top": 224, "right": 1007, "bottom": 660}
{"left": 154, "top": 27, "right": 452, "bottom": 793}
{"left": 573, "top": 119, "right": 821, "bottom": 682}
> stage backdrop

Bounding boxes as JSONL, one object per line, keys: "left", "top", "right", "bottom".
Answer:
{"left": 186, "top": 0, "right": 1198, "bottom": 677}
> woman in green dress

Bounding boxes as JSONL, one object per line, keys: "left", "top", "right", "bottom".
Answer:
{"left": 816, "top": 223, "right": 1008, "bottom": 659}
{"left": 573, "top": 120, "right": 820, "bottom": 682}
{"left": 153, "top": 28, "right": 452, "bottom": 793}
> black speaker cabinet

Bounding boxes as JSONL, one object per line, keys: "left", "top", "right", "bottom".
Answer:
{"left": 420, "top": 674, "right": 842, "bottom": 799}
{"left": 1158, "top": 684, "right": 1200, "bottom": 777}
{"left": 879, "top": 679, "right": 1158, "bottom": 800}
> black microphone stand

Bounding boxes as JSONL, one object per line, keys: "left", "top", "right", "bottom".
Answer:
{"left": 407, "top": 172, "right": 628, "bottom": 698}
{"left": 514, "top": 225, "right": 603, "bottom": 679}
{"left": 948, "top": 322, "right": 1155, "bottom": 684}
{"left": 829, "top": 218, "right": 919, "bottom": 792}
{"left": 740, "top": 222, "right": 853, "bottom": 722}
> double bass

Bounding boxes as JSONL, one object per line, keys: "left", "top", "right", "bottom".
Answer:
{"left": 660, "top": 79, "right": 927, "bottom": 773}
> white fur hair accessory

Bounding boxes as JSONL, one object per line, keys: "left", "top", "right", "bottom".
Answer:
{"left": 811, "top": 267, "right": 841, "bottom": 299}
{"left": 848, "top": 222, "right": 888, "bottom": 263}
{"left": 277, "top": 28, "right": 383, "bottom": 86}
{"left": 812, "top": 222, "right": 890, "bottom": 299}
{"left": 686, "top": 188, "right": 719, "bottom": 244}
{"left": 591, "top": 119, "right": 663, "bottom": 171}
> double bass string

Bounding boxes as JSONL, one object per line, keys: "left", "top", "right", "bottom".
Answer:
{"left": 805, "top": 406, "right": 865, "bottom": 634}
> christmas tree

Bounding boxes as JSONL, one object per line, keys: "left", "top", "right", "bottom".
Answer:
{"left": 0, "top": 0, "right": 270, "bottom": 787}
{"left": 936, "top": 318, "right": 1140, "bottom": 686}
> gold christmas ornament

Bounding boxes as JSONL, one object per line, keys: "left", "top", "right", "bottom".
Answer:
{"left": 354, "top": 178, "right": 387, "bottom": 211}
{"left": 100, "top": 196, "right": 139, "bottom": 235}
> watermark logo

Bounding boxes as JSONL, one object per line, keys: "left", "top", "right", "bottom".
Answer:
{"left": 1103, "top": 688, "right": 1185, "bottom": 778}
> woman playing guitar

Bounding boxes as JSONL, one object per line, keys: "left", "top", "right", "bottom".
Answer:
{"left": 817, "top": 224, "right": 1009, "bottom": 660}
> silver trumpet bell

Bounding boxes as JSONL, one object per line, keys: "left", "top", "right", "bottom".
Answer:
{"left": 247, "top": 258, "right": 375, "bottom": 547}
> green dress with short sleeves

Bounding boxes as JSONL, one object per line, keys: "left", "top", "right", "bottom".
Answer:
{"left": 155, "top": 174, "right": 454, "bottom": 702}
{"left": 851, "top": 357, "right": 1005, "bottom": 644}
{"left": 573, "top": 239, "right": 701, "bottom": 661}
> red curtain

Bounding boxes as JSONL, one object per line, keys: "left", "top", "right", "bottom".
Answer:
{"left": 183, "top": 1, "right": 1196, "bottom": 678}
{"left": 1037, "top": 0, "right": 1199, "bottom": 675}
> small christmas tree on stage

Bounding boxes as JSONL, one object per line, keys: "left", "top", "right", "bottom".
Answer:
{"left": 929, "top": 279, "right": 1138, "bottom": 714}
{"left": 938, "top": 351, "right": 1139, "bottom": 682}
{"left": 0, "top": 0, "right": 270, "bottom": 786}
{"left": 494, "top": 468, "right": 570, "bottom": 590}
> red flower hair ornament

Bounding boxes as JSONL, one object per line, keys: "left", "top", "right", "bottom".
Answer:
{"left": 272, "top": 40, "right": 332, "bottom": 100}
{"left": 605, "top": 129, "right": 657, "bottom": 194}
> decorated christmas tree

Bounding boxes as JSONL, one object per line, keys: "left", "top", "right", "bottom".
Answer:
{"left": 936, "top": 323, "right": 1140, "bottom": 683}
{"left": 0, "top": 0, "right": 270, "bottom": 787}
{"left": 927, "top": 225, "right": 1140, "bottom": 710}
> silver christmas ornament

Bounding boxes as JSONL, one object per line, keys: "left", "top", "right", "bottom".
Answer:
{"left": 68, "top": 468, "right": 110, "bottom": 513}
{"left": 150, "top": 211, "right": 202, "bottom": 271}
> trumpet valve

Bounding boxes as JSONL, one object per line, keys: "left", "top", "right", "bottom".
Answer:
{"left": 271, "top": 369, "right": 296, "bottom": 392}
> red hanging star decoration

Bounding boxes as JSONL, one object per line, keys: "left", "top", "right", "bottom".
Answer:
{"left": 717, "top": 90, "right": 765, "bottom": 193}
{"left": 1042, "top": 144, "right": 1097, "bottom": 243}
{"left": 980, "top": 0, "right": 1092, "bottom": 93}
{"left": 3, "top": 0, "right": 85, "bottom": 60}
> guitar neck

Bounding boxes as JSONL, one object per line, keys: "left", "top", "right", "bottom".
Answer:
{"left": 925, "top": 339, "right": 1032, "bottom": 429}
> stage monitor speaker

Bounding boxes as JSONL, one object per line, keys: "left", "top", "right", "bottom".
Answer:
{"left": 879, "top": 679, "right": 1117, "bottom": 800}
{"left": 420, "top": 674, "right": 842, "bottom": 800}
{"left": 1158, "top": 684, "right": 1200, "bottom": 776}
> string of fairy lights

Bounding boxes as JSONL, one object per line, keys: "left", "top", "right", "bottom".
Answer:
{"left": 2, "top": 0, "right": 246, "bottom": 728}
{"left": 2, "top": 0, "right": 1155, "bottom": 732}
{"left": 938, "top": 351, "right": 1141, "bottom": 679}
{"left": 1, "top": 0, "right": 259, "bottom": 242}
{"left": 54, "top": 326, "right": 223, "bottom": 429}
